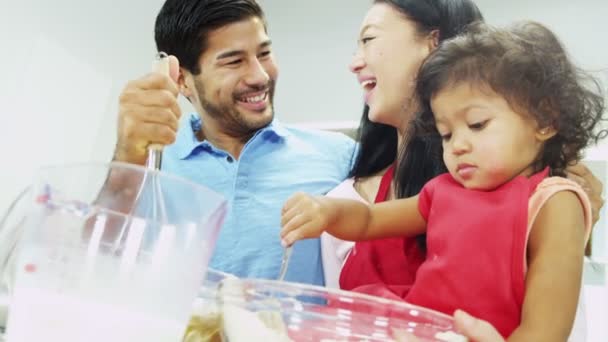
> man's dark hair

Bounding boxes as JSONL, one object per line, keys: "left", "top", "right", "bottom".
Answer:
{"left": 155, "top": 0, "right": 266, "bottom": 75}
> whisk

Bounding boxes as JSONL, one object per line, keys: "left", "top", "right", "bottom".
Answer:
{"left": 144, "top": 51, "right": 170, "bottom": 223}
{"left": 277, "top": 246, "right": 292, "bottom": 282}
{"left": 112, "top": 52, "right": 173, "bottom": 275}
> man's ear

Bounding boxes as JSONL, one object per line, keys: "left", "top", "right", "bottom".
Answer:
{"left": 179, "top": 67, "right": 194, "bottom": 99}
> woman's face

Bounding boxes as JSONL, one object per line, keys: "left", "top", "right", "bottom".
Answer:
{"left": 350, "top": 3, "right": 435, "bottom": 130}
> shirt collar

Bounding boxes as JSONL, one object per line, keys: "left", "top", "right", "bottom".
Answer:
{"left": 263, "top": 119, "right": 290, "bottom": 139}
{"left": 174, "top": 113, "right": 291, "bottom": 160}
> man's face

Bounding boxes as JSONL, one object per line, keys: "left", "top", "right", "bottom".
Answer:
{"left": 184, "top": 16, "right": 278, "bottom": 137}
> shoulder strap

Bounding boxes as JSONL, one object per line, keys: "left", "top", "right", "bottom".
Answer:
{"left": 374, "top": 165, "right": 395, "bottom": 203}
{"left": 523, "top": 177, "right": 593, "bottom": 274}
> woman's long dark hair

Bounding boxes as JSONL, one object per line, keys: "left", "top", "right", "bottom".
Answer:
{"left": 351, "top": 0, "right": 483, "bottom": 197}
{"left": 349, "top": 0, "right": 483, "bottom": 248}
{"left": 350, "top": 108, "right": 446, "bottom": 198}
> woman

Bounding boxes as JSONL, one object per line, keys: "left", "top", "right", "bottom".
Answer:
{"left": 321, "top": 0, "right": 602, "bottom": 339}
{"left": 323, "top": 0, "right": 484, "bottom": 295}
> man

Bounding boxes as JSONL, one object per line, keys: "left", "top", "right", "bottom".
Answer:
{"left": 113, "top": 0, "right": 355, "bottom": 286}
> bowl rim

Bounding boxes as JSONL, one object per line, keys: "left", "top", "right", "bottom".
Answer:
{"left": 201, "top": 269, "right": 454, "bottom": 324}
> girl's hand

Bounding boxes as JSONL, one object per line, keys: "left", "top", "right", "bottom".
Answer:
{"left": 392, "top": 310, "right": 506, "bottom": 342}
{"left": 280, "top": 193, "right": 335, "bottom": 247}
{"left": 454, "top": 310, "right": 505, "bottom": 342}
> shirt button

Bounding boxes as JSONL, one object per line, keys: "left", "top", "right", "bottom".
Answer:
{"left": 226, "top": 156, "right": 234, "bottom": 163}
{"left": 237, "top": 179, "right": 248, "bottom": 188}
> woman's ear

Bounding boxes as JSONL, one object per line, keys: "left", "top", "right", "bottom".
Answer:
{"left": 428, "top": 30, "right": 440, "bottom": 50}
{"left": 536, "top": 126, "right": 557, "bottom": 141}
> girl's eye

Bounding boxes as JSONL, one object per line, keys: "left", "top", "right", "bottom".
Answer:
{"left": 469, "top": 120, "right": 489, "bottom": 130}
{"left": 440, "top": 133, "right": 452, "bottom": 141}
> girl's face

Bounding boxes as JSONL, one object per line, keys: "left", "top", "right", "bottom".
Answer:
{"left": 349, "top": 3, "right": 435, "bottom": 131}
{"left": 431, "top": 82, "right": 554, "bottom": 190}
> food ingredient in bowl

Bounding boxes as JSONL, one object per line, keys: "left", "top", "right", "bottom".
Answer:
{"left": 182, "top": 307, "right": 291, "bottom": 342}
{"left": 183, "top": 314, "right": 222, "bottom": 342}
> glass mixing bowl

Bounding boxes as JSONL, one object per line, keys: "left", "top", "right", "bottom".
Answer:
{"left": 186, "top": 271, "right": 465, "bottom": 342}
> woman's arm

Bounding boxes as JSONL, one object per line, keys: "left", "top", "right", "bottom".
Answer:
{"left": 508, "top": 190, "right": 586, "bottom": 341}
{"left": 280, "top": 193, "right": 426, "bottom": 246}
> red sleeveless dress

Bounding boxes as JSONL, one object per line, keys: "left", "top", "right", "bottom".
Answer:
{"left": 339, "top": 166, "right": 426, "bottom": 300}
{"left": 405, "top": 168, "right": 578, "bottom": 337}
{"left": 339, "top": 168, "right": 591, "bottom": 338}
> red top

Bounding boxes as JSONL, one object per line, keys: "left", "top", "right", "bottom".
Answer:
{"left": 405, "top": 169, "right": 549, "bottom": 337}
{"left": 339, "top": 166, "right": 426, "bottom": 300}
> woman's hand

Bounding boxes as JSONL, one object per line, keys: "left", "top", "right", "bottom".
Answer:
{"left": 566, "top": 162, "right": 604, "bottom": 224}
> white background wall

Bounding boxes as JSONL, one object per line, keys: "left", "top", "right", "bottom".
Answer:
{"left": 0, "top": 1, "right": 606, "bottom": 339}
{"left": 0, "top": 0, "right": 607, "bottom": 247}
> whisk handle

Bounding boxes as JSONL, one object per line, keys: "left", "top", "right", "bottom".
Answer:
{"left": 146, "top": 145, "right": 163, "bottom": 171}
{"left": 145, "top": 52, "right": 171, "bottom": 171}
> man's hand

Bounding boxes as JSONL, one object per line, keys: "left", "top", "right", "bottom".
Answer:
{"left": 114, "top": 55, "right": 182, "bottom": 165}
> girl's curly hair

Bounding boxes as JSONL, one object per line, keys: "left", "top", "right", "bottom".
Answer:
{"left": 415, "top": 21, "right": 607, "bottom": 176}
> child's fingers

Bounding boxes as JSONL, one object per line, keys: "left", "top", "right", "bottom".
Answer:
{"left": 566, "top": 173, "right": 588, "bottom": 191}
{"left": 282, "top": 231, "right": 298, "bottom": 247}
{"left": 282, "top": 221, "right": 321, "bottom": 246}
{"left": 281, "top": 192, "right": 316, "bottom": 227}
{"left": 281, "top": 203, "right": 302, "bottom": 228}
{"left": 281, "top": 210, "right": 309, "bottom": 239}
{"left": 282, "top": 192, "right": 307, "bottom": 214}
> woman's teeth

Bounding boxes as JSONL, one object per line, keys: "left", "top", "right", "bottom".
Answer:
{"left": 361, "top": 80, "right": 376, "bottom": 90}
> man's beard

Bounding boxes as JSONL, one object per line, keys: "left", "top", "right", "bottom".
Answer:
{"left": 196, "top": 79, "right": 276, "bottom": 136}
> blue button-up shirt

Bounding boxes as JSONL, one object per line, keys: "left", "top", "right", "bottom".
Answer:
{"left": 161, "top": 114, "right": 355, "bottom": 286}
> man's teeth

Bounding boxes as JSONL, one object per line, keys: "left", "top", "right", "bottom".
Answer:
{"left": 241, "top": 93, "right": 266, "bottom": 103}
{"left": 361, "top": 80, "right": 376, "bottom": 88}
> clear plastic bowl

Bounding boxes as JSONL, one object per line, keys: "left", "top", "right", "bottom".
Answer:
{"left": 0, "top": 162, "right": 228, "bottom": 342}
{"left": 187, "top": 272, "right": 465, "bottom": 342}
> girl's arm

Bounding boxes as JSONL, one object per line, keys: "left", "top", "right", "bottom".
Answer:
{"left": 508, "top": 191, "right": 586, "bottom": 341}
{"left": 280, "top": 193, "right": 426, "bottom": 246}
